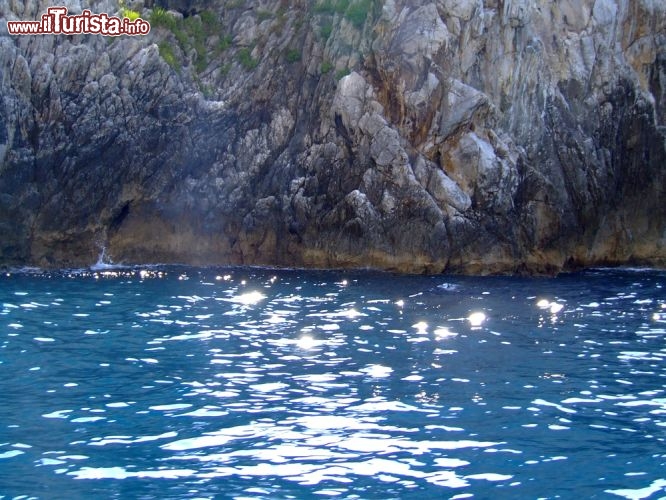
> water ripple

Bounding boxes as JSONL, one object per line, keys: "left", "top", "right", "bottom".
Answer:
{"left": 0, "top": 267, "right": 665, "bottom": 498}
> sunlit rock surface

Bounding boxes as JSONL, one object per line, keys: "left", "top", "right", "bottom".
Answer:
{"left": 0, "top": 0, "right": 664, "bottom": 273}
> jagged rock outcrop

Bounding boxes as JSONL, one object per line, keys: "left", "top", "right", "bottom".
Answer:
{"left": 0, "top": 0, "right": 664, "bottom": 273}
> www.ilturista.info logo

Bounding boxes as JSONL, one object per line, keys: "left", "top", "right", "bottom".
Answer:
{"left": 7, "top": 7, "right": 150, "bottom": 36}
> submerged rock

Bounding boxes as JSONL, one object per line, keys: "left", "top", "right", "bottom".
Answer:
{"left": 0, "top": 0, "right": 664, "bottom": 274}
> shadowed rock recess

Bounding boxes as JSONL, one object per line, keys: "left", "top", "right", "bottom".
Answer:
{"left": 1, "top": 0, "right": 664, "bottom": 273}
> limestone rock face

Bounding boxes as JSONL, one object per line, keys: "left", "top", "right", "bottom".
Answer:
{"left": 0, "top": 0, "right": 664, "bottom": 273}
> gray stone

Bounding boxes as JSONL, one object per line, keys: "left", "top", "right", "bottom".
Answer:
{"left": 0, "top": 0, "right": 663, "bottom": 274}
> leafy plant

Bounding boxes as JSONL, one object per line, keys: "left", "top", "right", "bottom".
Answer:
{"left": 320, "top": 21, "right": 333, "bottom": 40}
{"left": 271, "top": 7, "right": 288, "bottom": 34}
{"left": 256, "top": 9, "right": 273, "bottom": 22}
{"left": 218, "top": 34, "right": 233, "bottom": 52}
{"left": 314, "top": 0, "right": 350, "bottom": 14}
{"left": 158, "top": 42, "right": 179, "bottom": 72}
{"left": 172, "top": 26, "right": 188, "bottom": 50}
{"left": 314, "top": 0, "right": 336, "bottom": 14}
{"left": 199, "top": 10, "right": 218, "bottom": 29}
{"left": 184, "top": 16, "right": 205, "bottom": 42}
{"left": 335, "top": 0, "right": 350, "bottom": 14}
{"left": 320, "top": 60, "right": 333, "bottom": 74}
{"left": 182, "top": 17, "right": 210, "bottom": 73}
{"left": 121, "top": 7, "right": 141, "bottom": 21}
{"left": 194, "top": 48, "right": 207, "bottom": 72}
{"left": 150, "top": 7, "right": 177, "bottom": 30}
{"left": 202, "top": 86, "right": 212, "bottom": 98}
{"left": 237, "top": 47, "right": 258, "bottom": 70}
{"left": 335, "top": 67, "right": 350, "bottom": 80}
{"left": 152, "top": 8, "right": 213, "bottom": 74}
{"left": 285, "top": 48, "right": 301, "bottom": 63}
{"left": 345, "top": 0, "right": 372, "bottom": 29}
{"left": 197, "top": 78, "right": 214, "bottom": 98}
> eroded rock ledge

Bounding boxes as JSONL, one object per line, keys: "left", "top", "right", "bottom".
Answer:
{"left": 1, "top": 0, "right": 664, "bottom": 274}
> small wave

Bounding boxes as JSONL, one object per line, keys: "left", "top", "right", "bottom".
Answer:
{"left": 90, "top": 246, "right": 127, "bottom": 271}
{"left": 4, "top": 266, "right": 44, "bottom": 274}
{"left": 436, "top": 282, "right": 460, "bottom": 292}
{"left": 588, "top": 266, "right": 666, "bottom": 275}
{"left": 89, "top": 261, "right": 127, "bottom": 271}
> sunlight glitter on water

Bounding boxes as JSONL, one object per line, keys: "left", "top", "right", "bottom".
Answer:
{"left": 0, "top": 267, "right": 665, "bottom": 498}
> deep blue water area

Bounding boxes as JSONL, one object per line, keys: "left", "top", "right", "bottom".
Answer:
{"left": 0, "top": 266, "right": 665, "bottom": 499}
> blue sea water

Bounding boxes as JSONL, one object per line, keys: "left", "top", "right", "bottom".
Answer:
{"left": 0, "top": 265, "right": 665, "bottom": 499}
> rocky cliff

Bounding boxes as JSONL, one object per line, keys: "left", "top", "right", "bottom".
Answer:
{"left": 1, "top": 0, "right": 665, "bottom": 273}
